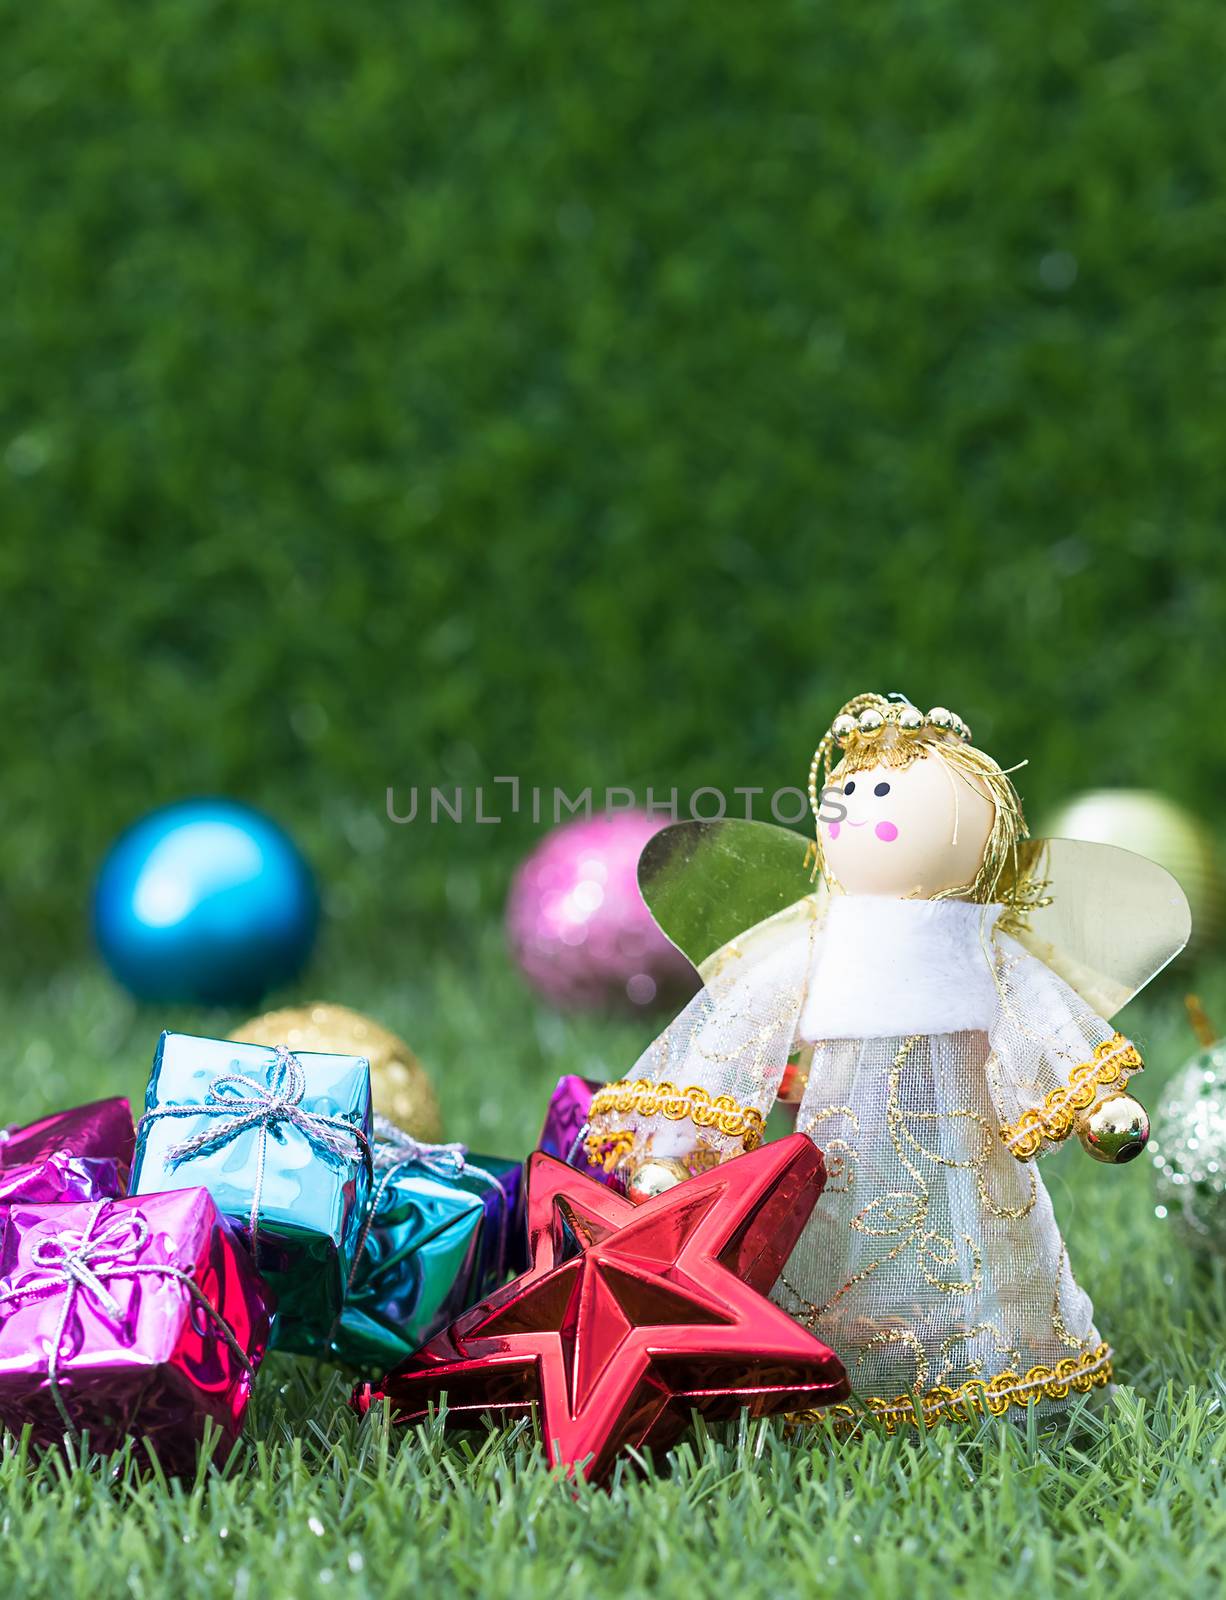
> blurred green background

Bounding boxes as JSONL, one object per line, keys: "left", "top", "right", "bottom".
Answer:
{"left": 3, "top": 0, "right": 1225, "bottom": 989}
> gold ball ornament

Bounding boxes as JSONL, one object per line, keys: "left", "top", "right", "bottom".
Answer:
{"left": 831, "top": 714, "right": 858, "bottom": 745}
{"left": 621, "top": 1156, "right": 690, "bottom": 1204}
{"left": 230, "top": 1002, "right": 442, "bottom": 1140}
{"left": 1077, "top": 1093, "right": 1150, "bottom": 1164}
{"left": 1044, "top": 789, "right": 1223, "bottom": 955}
{"left": 856, "top": 708, "right": 885, "bottom": 738}
{"left": 777, "top": 1059, "right": 810, "bottom": 1105}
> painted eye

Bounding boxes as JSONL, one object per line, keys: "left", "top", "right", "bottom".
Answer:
{"left": 843, "top": 780, "right": 856, "bottom": 796}
{"left": 874, "top": 781, "right": 891, "bottom": 797}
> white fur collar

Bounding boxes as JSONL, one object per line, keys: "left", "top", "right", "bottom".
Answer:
{"left": 797, "top": 895, "right": 1003, "bottom": 1042}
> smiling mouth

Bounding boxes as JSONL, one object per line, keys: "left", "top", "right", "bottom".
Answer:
{"left": 846, "top": 820, "right": 868, "bottom": 828}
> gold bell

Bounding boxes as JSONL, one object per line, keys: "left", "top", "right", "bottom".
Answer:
{"left": 1077, "top": 1093, "right": 1150, "bottom": 1164}
{"left": 621, "top": 1156, "right": 690, "bottom": 1204}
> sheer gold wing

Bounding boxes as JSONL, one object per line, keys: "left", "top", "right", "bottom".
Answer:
{"left": 640, "top": 824, "right": 1191, "bottom": 1017}
{"left": 1009, "top": 837, "right": 1191, "bottom": 1017}
{"left": 637, "top": 819, "right": 822, "bottom": 982}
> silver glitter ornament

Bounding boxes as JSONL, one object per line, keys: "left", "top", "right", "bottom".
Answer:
{"left": 1151, "top": 1041, "right": 1226, "bottom": 1249}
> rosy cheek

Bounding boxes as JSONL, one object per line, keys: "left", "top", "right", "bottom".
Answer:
{"left": 826, "top": 821, "right": 840, "bottom": 840}
{"left": 875, "top": 821, "right": 898, "bottom": 843}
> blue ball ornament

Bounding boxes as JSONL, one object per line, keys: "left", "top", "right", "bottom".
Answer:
{"left": 93, "top": 799, "right": 319, "bottom": 1005}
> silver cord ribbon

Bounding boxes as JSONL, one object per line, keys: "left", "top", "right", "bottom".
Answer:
{"left": 372, "top": 1115, "right": 470, "bottom": 1180}
{"left": 0, "top": 1200, "right": 255, "bottom": 1442}
{"left": 344, "top": 1116, "right": 507, "bottom": 1295}
{"left": 141, "top": 1045, "right": 373, "bottom": 1267}
{"left": 566, "top": 1121, "right": 591, "bottom": 1167}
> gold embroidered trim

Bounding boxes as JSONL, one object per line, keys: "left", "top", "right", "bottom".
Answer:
{"left": 793, "top": 1342, "right": 1113, "bottom": 1433}
{"left": 583, "top": 1128, "right": 636, "bottom": 1173}
{"left": 584, "top": 1078, "right": 765, "bottom": 1168}
{"left": 998, "top": 1035, "right": 1142, "bottom": 1159}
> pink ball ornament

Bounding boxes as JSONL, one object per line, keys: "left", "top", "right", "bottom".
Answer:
{"left": 506, "top": 812, "right": 699, "bottom": 1011}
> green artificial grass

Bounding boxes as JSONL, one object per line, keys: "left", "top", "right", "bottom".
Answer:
{"left": 1, "top": 934, "right": 1224, "bottom": 1599}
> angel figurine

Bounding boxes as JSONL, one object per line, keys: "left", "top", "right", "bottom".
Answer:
{"left": 584, "top": 693, "right": 1190, "bottom": 1429}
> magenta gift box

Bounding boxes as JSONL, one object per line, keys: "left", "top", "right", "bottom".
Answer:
{"left": 536, "top": 1074, "right": 621, "bottom": 1185}
{"left": 0, "top": 1188, "right": 274, "bottom": 1465}
{"left": 0, "top": 1098, "right": 136, "bottom": 1205}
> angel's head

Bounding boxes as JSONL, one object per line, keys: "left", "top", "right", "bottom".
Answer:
{"left": 808, "top": 693, "right": 1030, "bottom": 905}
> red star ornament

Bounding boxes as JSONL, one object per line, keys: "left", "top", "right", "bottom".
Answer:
{"left": 352, "top": 1132, "right": 849, "bottom": 1483}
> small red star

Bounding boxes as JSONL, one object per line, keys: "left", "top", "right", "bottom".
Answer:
{"left": 353, "top": 1133, "right": 848, "bottom": 1483}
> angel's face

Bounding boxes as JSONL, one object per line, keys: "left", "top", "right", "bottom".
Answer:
{"left": 821, "top": 751, "right": 995, "bottom": 898}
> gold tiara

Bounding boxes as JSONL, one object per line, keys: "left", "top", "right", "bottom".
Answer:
{"left": 808, "top": 695, "right": 972, "bottom": 822}
{"left": 831, "top": 699, "right": 971, "bottom": 747}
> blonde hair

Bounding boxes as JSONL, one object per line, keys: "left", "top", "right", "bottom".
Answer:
{"left": 808, "top": 692, "right": 1040, "bottom": 917}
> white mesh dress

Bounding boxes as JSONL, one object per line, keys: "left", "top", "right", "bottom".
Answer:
{"left": 586, "top": 894, "right": 1142, "bottom": 1429}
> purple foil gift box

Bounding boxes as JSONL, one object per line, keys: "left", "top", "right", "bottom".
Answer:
{"left": 0, "top": 1098, "right": 136, "bottom": 1205}
{"left": 537, "top": 1075, "right": 621, "bottom": 1185}
{"left": 0, "top": 1188, "right": 274, "bottom": 1466}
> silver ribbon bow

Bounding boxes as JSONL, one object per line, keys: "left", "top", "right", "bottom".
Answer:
{"left": 0, "top": 1201, "right": 253, "bottom": 1440}
{"left": 344, "top": 1117, "right": 507, "bottom": 1295}
{"left": 142, "top": 1046, "right": 373, "bottom": 1266}
{"left": 371, "top": 1115, "right": 469, "bottom": 1179}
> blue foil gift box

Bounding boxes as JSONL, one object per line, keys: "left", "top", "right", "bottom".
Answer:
{"left": 330, "top": 1118, "right": 525, "bottom": 1373}
{"left": 128, "top": 1031, "right": 372, "bottom": 1354}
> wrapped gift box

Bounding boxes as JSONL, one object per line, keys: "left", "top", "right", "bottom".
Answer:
{"left": 331, "top": 1126, "right": 524, "bottom": 1373}
{"left": 0, "top": 1188, "right": 274, "bottom": 1466}
{"left": 0, "top": 1098, "right": 136, "bottom": 1205}
{"left": 537, "top": 1074, "right": 622, "bottom": 1184}
{"left": 128, "top": 1032, "right": 372, "bottom": 1353}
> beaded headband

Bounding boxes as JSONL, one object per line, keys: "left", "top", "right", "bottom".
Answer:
{"left": 831, "top": 700, "right": 971, "bottom": 747}
{"left": 808, "top": 694, "right": 972, "bottom": 823}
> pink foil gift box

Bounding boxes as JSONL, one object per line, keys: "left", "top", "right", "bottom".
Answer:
{"left": 0, "top": 1098, "right": 136, "bottom": 1205}
{"left": 536, "top": 1074, "right": 621, "bottom": 1186}
{"left": 0, "top": 1188, "right": 274, "bottom": 1466}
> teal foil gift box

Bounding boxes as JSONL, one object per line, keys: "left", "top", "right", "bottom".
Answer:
{"left": 129, "top": 1032, "right": 373, "bottom": 1354}
{"left": 330, "top": 1118, "right": 525, "bottom": 1373}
